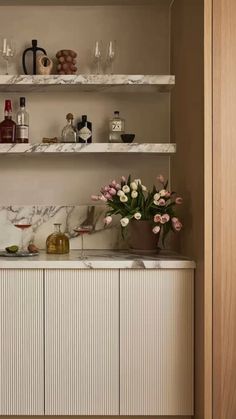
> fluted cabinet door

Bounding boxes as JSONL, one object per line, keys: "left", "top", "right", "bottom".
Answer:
{"left": 0, "top": 269, "right": 44, "bottom": 415}
{"left": 120, "top": 269, "right": 194, "bottom": 416}
{"left": 45, "top": 269, "right": 119, "bottom": 415}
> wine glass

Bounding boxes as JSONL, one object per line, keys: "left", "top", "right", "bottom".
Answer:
{"left": 93, "top": 40, "right": 102, "bottom": 74}
{"left": 106, "top": 41, "right": 116, "bottom": 74}
{"left": 74, "top": 225, "right": 93, "bottom": 259}
{"left": 0, "top": 38, "right": 15, "bottom": 75}
{"left": 14, "top": 220, "right": 32, "bottom": 254}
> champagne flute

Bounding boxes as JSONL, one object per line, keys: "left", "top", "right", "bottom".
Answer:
{"left": 0, "top": 38, "right": 15, "bottom": 75}
{"left": 106, "top": 40, "right": 116, "bottom": 74}
{"left": 93, "top": 40, "right": 102, "bottom": 74}
{"left": 74, "top": 225, "right": 93, "bottom": 259}
{"left": 14, "top": 220, "right": 32, "bottom": 254}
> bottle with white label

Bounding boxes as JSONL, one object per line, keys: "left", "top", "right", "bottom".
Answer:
{"left": 109, "top": 111, "right": 125, "bottom": 143}
{"left": 16, "top": 97, "right": 29, "bottom": 143}
{"left": 77, "top": 115, "right": 92, "bottom": 143}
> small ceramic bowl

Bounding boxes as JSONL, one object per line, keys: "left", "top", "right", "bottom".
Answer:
{"left": 121, "top": 134, "right": 135, "bottom": 143}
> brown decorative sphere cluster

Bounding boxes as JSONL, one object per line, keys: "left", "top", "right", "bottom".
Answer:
{"left": 56, "top": 50, "right": 77, "bottom": 75}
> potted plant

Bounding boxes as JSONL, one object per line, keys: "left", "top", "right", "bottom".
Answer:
{"left": 91, "top": 174, "right": 183, "bottom": 252}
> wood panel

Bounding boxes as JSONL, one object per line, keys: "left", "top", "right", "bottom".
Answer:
{"left": 0, "top": 269, "right": 44, "bottom": 415}
{"left": 120, "top": 269, "right": 194, "bottom": 416}
{"left": 44, "top": 269, "right": 119, "bottom": 415}
{"left": 213, "top": 0, "right": 236, "bottom": 418}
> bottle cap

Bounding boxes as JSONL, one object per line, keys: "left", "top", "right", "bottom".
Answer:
{"left": 20, "top": 97, "right": 26, "bottom": 107}
{"left": 82, "top": 115, "right": 87, "bottom": 121}
{"left": 5, "top": 100, "right": 12, "bottom": 112}
{"left": 114, "top": 111, "right": 119, "bottom": 115}
{"left": 66, "top": 113, "right": 74, "bottom": 121}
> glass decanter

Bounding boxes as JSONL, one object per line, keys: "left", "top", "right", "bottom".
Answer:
{"left": 46, "top": 223, "right": 70, "bottom": 254}
{"left": 61, "top": 113, "right": 77, "bottom": 143}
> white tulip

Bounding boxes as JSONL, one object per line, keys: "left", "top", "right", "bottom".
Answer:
{"left": 142, "top": 185, "right": 147, "bottom": 191}
{"left": 134, "top": 178, "right": 142, "bottom": 185}
{"left": 120, "top": 195, "right": 128, "bottom": 202}
{"left": 160, "top": 189, "right": 166, "bottom": 197}
{"left": 153, "top": 200, "right": 159, "bottom": 206}
{"left": 154, "top": 193, "right": 161, "bottom": 201}
{"left": 122, "top": 185, "right": 130, "bottom": 193}
{"left": 120, "top": 217, "right": 129, "bottom": 227}
{"left": 131, "top": 190, "right": 138, "bottom": 199}
{"left": 130, "top": 182, "right": 138, "bottom": 191}
{"left": 134, "top": 212, "right": 142, "bottom": 220}
{"left": 117, "top": 190, "right": 125, "bottom": 197}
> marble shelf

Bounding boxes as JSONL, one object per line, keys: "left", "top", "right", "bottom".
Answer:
{"left": 0, "top": 250, "right": 196, "bottom": 270}
{"left": 0, "top": 74, "right": 175, "bottom": 93}
{"left": 0, "top": 1, "right": 172, "bottom": 7}
{"left": 0, "top": 142, "right": 176, "bottom": 154}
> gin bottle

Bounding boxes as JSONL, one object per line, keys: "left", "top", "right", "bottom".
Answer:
{"left": 109, "top": 111, "right": 125, "bottom": 143}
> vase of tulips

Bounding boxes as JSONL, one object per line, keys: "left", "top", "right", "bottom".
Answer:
{"left": 92, "top": 174, "right": 183, "bottom": 252}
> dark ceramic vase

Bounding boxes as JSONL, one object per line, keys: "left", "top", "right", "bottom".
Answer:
{"left": 129, "top": 220, "right": 160, "bottom": 253}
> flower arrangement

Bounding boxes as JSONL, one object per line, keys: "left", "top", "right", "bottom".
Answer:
{"left": 92, "top": 175, "right": 183, "bottom": 245}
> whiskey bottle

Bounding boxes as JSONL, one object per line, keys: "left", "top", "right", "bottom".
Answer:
{"left": 46, "top": 223, "right": 70, "bottom": 254}
{"left": 77, "top": 115, "right": 92, "bottom": 143}
{"left": 16, "top": 97, "right": 29, "bottom": 143}
{"left": 0, "top": 100, "right": 16, "bottom": 143}
{"left": 109, "top": 111, "right": 125, "bottom": 143}
{"left": 61, "top": 113, "right": 77, "bottom": 143}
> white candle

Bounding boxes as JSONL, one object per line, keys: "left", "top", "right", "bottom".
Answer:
{"left": 3, "top": 38, "right": 7, "bottom": 54}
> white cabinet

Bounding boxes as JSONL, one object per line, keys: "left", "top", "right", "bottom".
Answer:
{"left": 120, "top": 269, "right": 194, "bottom": 416}
{"left": 44, "top": 269, "right": 119, "bottom": 415}
{"left": 0, "top": 269, "right": 44, "bottom": 415}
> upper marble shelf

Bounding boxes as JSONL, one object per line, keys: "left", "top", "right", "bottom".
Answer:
{"left": 0, "top": 143, "right": 176, "bottom": 155}
{"left": 0, "top": 75, "right": 175, "bottom": 93}
{"left": 0, "top": 0, "right": 172, "bottom": 6}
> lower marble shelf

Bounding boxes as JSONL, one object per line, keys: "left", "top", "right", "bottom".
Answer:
{"left": 0, "top": 142, "right": 176, "bottom": 154}
{"left": 0, "top": 250, "right": 196, "bottom": 269}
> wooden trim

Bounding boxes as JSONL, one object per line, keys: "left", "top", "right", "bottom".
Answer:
{"left": 204, "top": 0, "right": 213, "bottom": 418}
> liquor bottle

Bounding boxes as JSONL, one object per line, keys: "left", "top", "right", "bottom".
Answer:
{"left": 77, "top": 115, "right": 92, "bottom": 143}
{"left": 0, "top": 99, "right": 16, "bottom": 143}
{"left": 46, "top": 223, "right": 70, "bottom": 254}
{"left": 16, "top": 97, "right": 29, "bottom": 143}
{"left": 61, "top": 113, "right": 77, "bottom": 143}
{"left": 109, "top": 111, "right": 125, "bottom": 143}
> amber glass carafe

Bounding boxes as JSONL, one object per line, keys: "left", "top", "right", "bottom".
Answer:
{"left": 46, "top": 223, "right": 70, "bottom": 254}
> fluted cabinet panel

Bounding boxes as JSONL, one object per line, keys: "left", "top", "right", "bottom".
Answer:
{"left": 120, "top": 269, "right": 194, "bottom": 416}
{"left": 0, "top": 269, "right": 44, "bottom": 415}
{"left": 45, "top": 269, "right": 119, "bottom": 415}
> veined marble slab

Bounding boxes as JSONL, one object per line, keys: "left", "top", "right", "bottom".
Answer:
{"left": 0, "top": 250, "right": 196, "bottom": 270}
{"left": 0, "top": 205, "right": 123, "bottom": 251}
{"left": 0, "top": 74, "right": 175, "bottom": 93}
{"left": 0, "top": 143, "right": 176, "bottom": 154}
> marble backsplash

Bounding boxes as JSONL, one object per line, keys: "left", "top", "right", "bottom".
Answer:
{"left": 0, "top": 205, "right": 124, "bottom": 251}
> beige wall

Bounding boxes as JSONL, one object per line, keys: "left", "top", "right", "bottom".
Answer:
{"left": 0, "top": 2, "right": 171, "bottom": 205}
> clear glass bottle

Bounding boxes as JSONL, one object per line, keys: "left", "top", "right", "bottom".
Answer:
{"left": 109, "top": 111, "right": 125, "bottom": 143}
{"left": 61, "top": 113, "right": 77, "bottom": 143}
{"left": 46, "top": 223, "right": 70, "bottom": 254}
{"left": 16, "top": 97, "right": 29, "bottom": 143}
{"left": 0, "top": 99, "right": 16, "bottom": 143}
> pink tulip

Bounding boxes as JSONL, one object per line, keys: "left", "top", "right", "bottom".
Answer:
{"left": 115, "top": 183, "right": 121, "bottom": 190}
{"left": 157, "top": 174, "right": 165, "bottom": 184}
{"left": 110, "top": 180, "right": 117, "bottom": 187}
{"left": 109, "top": 188, "right": 117, "bottom": 196}
{"left": 152, "top": 226, "right": 161, "bottom": 234}
{"left": 176, "top": 197, "right": 183, "bottom": 205}
{"left": 104, "top": 216, "right": 112, "bottom": 225}
{"left": 104, "top": 192, "right": 112, "bottom": 200}
{"left": 91, "top": 195, "right": 100, "bottom": 201}
{"left": 161, "top": 214, "right": 170, "bottom": 224}
{"left": 172, "top": 217, "right": 183, "bottom": 232}
{"left": 121, "top": 176, "right": 126, "bottom": 182}
{"left": 154, "top": 214, "right": 162, "bottom": 223}
{"left": 99, "top": 195, "right": 107, "bottom": 202}
{"left": 158, "top": 199, "right": 166, "bottom": 206}
{"left": 165, "top": 191, "right": 171, "bottom": 198}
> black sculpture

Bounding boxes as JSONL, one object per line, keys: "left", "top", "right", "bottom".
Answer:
{"left": 22, "top": 40, "right": 47, "bottom": 75}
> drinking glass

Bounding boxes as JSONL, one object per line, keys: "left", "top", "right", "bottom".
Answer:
{"left": 14, "top": 221, "right": 32, "bottom": 253}
{"left": 93, "top": 40, "right": 102, "bottom": 74}
{"left": 0, "top": 38, "right": 15, "bottom": 75}
{"left": 74, "top": 225, "right": 93, "bottom": 259}
{"left": 106, "top": 40, "right": 116, "bottom": 74}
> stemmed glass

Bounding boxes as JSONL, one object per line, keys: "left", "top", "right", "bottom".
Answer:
{"left": 106, "top": 41, "right": 116, "bottom": 74}
{"left": 14, "top": 221, "right": 32, "bottom": 254}
{"left": 74, "top": 225, "right": 93, "bottom": 259}
{"left": 93, "top": 40, "right": 102, "bottom": 74}
{"left": 0, "top": 38, "right": 15, "bottom": 75}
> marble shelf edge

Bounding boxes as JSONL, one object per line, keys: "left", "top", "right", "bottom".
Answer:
{"left": 0, "top": 143, "right": 177, "bottom": 154}
{"left": 0, "top": 74, "right": 175, "bottom": 93}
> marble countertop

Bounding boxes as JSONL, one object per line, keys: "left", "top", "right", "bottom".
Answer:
{"left": 0, "top": 250, "right": 196, "bottom": 269}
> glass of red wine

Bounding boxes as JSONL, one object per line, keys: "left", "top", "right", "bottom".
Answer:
{"left": 74, "top": 225, "right": 93, "bottom": 259}
{"left": 14, "top": 220, "right": 32, "bottom": 253}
